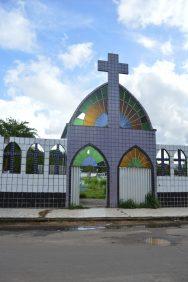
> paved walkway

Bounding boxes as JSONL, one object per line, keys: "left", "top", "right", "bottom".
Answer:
{"left": 0, "top": 208, "right": 188, "bottom": 219}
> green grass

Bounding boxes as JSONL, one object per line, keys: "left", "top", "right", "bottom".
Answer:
{"left": 80, "top": 176, "right": 106, "bottom": 199}
{"left": 80, "top": 187, "right": 106, "bottom": 199}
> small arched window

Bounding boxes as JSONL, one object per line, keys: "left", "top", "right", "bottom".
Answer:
{"left": 174, "top": 150, "right": 187, "bottom": 176}
{"left": 3, "top": 142, "right": 21, "bottom": 174}
{"left": 156, "top": 149, "right": 170, "bottom": 176}
{"left": 26, "top": 143, "right": 44, "bottom": 174}
{"left": 49, "top": 144, "right": 66, "bottom": 175}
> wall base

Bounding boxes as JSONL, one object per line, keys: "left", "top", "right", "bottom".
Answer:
{"left": 158, "top": 192, "right": 188, "bottom": 207}
{"left": 0, "top": 192, "right": 66, "bottom": 208}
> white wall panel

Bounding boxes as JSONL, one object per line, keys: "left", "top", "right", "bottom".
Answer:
{"left": 157, "top": 176, "right": 188, "bottom": 192}
{"left": 119, "top": 167, "right": 151, "bottom": 203}
{"left": 71, "top": 167, "right": 80, "bottom": 205}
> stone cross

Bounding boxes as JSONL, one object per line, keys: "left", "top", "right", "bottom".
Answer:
{"left": 98, "top": 53, "right": 128, "bottom": 127}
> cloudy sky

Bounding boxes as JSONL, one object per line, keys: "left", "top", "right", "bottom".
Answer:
{"left": 0, "top": 0, "right": 188, "bottom": 144}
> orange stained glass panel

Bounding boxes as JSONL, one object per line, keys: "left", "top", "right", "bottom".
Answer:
{"left": 120, "top": 148, "right": 151, "bottom": 168}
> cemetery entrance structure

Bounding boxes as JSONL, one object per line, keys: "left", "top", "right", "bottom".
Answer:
{"left": 65, "top": 53, "right": 156, "bottom": 207}
{"left": 0, "top": 53, "right": 188, "bottom": 208}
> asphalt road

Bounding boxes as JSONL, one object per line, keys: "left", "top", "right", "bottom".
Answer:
{"left": 0, "top": 225, "right": 188, "bottom": 282}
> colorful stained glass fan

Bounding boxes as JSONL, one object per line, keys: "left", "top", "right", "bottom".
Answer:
{"left": 119, "top": 86, "right": 151, "bottom": 130}
{"left": 73, "top": 85, "right": 108, "bottom": 127}
{"left": 120, "top": 148, "right": 151, "bottom": 168}
{"left": 72, "top": 84, "right": 152, "bottom": 130}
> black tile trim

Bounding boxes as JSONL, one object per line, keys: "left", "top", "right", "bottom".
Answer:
{"left": 0, "top": 192, "right": 66, "bottom": 208}
{"left": 158, "top": 192, "right": 188, "bottom": 207}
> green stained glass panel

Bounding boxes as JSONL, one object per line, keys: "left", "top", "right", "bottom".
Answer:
{"left": 141, "top": 122, "right": 150, "bottom": 130}
{"left": 73, "top": 119, "right": 84, "bottom": 125}
{"left": 127, "top": 158, "right": 143, "bottom": 168}
{"left": 73, "top": 146, "right": 104, "bottom": 167}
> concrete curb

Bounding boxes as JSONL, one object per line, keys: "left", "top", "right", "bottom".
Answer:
{"left": 0, "top": 216, "right": 188, "bottom": 224}
{"left": 0, "top": 216, "right": 188, "bottom": 221}
{"left": 0, "top": 219, "right": 188, "bottom": 231}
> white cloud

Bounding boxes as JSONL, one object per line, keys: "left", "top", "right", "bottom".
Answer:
{"left": 59, "top": 42, "right": 93, "bottom": 70}
{"left": 0, "top": 5, "right": 37, "bottom": 52}
{"left": 2, "top": 57, "right": 81, "bottom": 138}
{"left": 0, "top": 96, "right": 50, "bottom": 138}
{"left": 120, "top": 60, "right": 188, "bottom": 144}
{"left": 183, "top": 35, "right": 188, "bottom": 50}
{"left": 182, "top": 60, "right": 188, "bottom": 72}
{"left": 1, "top": 55, "right": 105, "bottom": 138}
{"left": 116, "top": 0, "right": 188, "bottom": 33}
{"left": 136, "top": 35, "right": 156, "bottom": 49}
{"left": 4, "top": 57, "right": 78, "bottom": 110}
{"left": 160, "top": 40, "right": 173, "bottom": 55}
{"left": 136, "top": 35, "right": 173, "bottom": 55}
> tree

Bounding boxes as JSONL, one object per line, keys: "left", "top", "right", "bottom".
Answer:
{"left": 0, "top": 118, "right": 38, "bottom": 138}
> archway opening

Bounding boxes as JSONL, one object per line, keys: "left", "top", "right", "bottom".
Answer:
{"left": 156, "top": 149, "right": 170, "bottom": 176}
{"left": 174, "top": 150, "right": 187, "bottom": 176}
{"left": 71, "top": 146, "right": 108, "bottom": 208}
{"left": 26, "top": 143, "right": 44, "bottom": 174}
{"left": 49, "top": 144, "right": 66, "bottom": 175}
{"left": 119, "top": 147, "right": 152, "bottom": 204}
{"left": 3, "top": 142, "right": 21, "bottom": 174}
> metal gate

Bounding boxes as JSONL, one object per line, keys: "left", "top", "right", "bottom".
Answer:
{"left": 71, "top": 167, "right": 81, "bottom": 205}
{"left": 119, "top": 167, "right": 151, "bottom": 203}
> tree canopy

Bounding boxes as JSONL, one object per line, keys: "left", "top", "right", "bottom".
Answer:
{"left": 0, "top": 118, "right": 38, "bottom": 138}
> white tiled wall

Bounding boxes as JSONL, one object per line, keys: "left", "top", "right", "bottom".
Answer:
{"left": 0, "top": 136, "right": 67, "bottom": 193}
{"left": 156, "top": 144, "right": 188, "bottom": 192}
{"left": 1, "top": 139, "right": 188, "bottom": 195}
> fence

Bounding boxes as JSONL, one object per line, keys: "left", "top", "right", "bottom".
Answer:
{"left": 0, "top": 136, "right": 67, "bottom": 208}
{"left": 157, "top": 144, "right": 188, "bottom": 207}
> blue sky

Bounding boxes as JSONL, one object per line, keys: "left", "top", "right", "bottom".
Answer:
{"left": 0, "top": 0, "right": 188, "bottom": 144}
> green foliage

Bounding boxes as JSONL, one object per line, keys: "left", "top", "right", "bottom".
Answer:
{"left": 145, "top": 193, "right": 160, "bottom": 208}
{"left": 3, "top": 142, "right": 21, "bottom": 173}
{"left": 26, "top": 147, "right": 44, "bottom": 174}
{"left": 119, "top": 193, "right": 160, "bottom": 209}
{"left": 81, "top": 176, "right": 106, "bottom": 199}
{"left": 157, "top": 164, "right": 170, "bottom": 176}
{"left": 0, "top": 118, "right": 38, "bottom": 137}
{"left": 119, "top": 199, "right": 138, "bottom": 209}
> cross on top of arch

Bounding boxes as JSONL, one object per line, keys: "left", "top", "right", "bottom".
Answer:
{"left": 98, "top": 53, "right": 128, "bottom": 78}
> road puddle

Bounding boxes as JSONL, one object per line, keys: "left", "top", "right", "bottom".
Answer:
{"left": 77, "top": 226, "right": 106, "bottom": 231}
{"left": 146, "top": 237, "right": 171, "bottom": 246}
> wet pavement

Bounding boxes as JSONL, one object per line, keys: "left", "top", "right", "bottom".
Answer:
{"left": 0, "top": 224, "right": 188, "bottom": 281}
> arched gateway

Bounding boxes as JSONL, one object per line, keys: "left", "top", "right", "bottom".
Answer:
{"left": 63, "top": 53, "right": 156, "bottom": 208}
{"left": 70, "top": 145, "right": 109, "bottom": 207}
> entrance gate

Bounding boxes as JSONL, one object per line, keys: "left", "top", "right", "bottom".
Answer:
{"left": 70, "top": 146, "right": 108, "bottom": 207}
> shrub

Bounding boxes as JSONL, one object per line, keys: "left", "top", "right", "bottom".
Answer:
{"left": 145, "top": 193, "right": 160, "bottom": 209}
{"left": 119, "top": 193, "right": 160, "bottom": 209}
{"left": 119, "top": 199, "right": 138, "bottom": 209}
{"left": 81, "top": 176, "right": 107, "bottom": 199}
